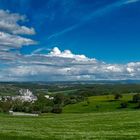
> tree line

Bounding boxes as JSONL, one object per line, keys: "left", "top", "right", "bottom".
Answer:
{"left": 0, "top": 93, "right": 85, "bottom": 114}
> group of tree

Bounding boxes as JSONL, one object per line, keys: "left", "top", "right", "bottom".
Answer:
{"left": 132, "top": 93, "right": 140, "bottom": 108}
{"left": 0, "top": 93, "right": 85, "bottom": 114}
{"left": 70, "top": 84, "right": 140, "bottom": 97}
{"left": 113, "top": 93, "right": 140, "bottom": 109}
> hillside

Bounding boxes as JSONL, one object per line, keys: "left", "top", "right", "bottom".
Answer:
{"left": 64, "top": 94, "right": 137, "bottom": 113}
{"left": 0, "top": 110, "right": 140, "bottom": 140}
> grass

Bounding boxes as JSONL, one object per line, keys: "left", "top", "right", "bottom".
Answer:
{"left": 0, "top": 94, "right": 140, "bottom": 140}
{"left": 0, "top": 110, "right": 140, "bottom": 139}
{"left": 63, "top": 94, "right": 137, "bottom": 113}
{"left": 51, "top": 89, "right": 78, "bottom": 95}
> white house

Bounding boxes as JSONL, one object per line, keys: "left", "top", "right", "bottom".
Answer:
{"left": 44, "top": 95, "right": 54, "bottom": 100}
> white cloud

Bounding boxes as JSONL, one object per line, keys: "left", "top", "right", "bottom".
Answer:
{"left": 0, "top": 10, "right": 35, "bottom": 35}
{"left": 48, "top": 47, "right": 87, "bottom": 61}
{"left": 106, "top": 65, "right": 122, "bottom": 72}
{"left": 1, "top": 47, "right": 140, "bottom": 81}
{"left": 0, "top": 10, "right": 36, "bottom": 52}
{"left": 0, "top": 32, "right": 36, "bottom": 49}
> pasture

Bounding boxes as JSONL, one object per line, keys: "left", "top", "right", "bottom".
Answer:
{"left": 0, "top": 111, "right": 140, "bottom": 139}
{"left": 0, "top": 111, "right": 140, "bottom": 140}
{"left": 0, "top": 94, "right": 140, "bottom": 140}
{"left": 64, "top": 94, "right": 136, "bottom": 113}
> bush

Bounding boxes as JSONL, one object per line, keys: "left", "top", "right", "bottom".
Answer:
{"left": 53, "top": 94, "right": 65, "bottom": 105}
{"left": 0, "top": 108, "right": 3, "bottom": 113}
{"left": 42, "top": 106, "right": 53, "bottom": 113}
{"left": 52, "top": 104, "right": 62, "bottom": 114}
{"left": 64, "top": 97, "right": 71, "bottom": 105}
{"left": 120, "top": 101, "right": 128, "bottom": 108}
{"left": 95, "top": 105, "right": 100, "bottom": 110}
{"left": 136, "top": 101, "right": 140, "bottom": 109}
{"left": 132, "top": 94, "right": 140, "bottom": 103}
{"left": 0, "top": 99, "right": 12, "bottom": 113}
{"left": 12, "top": 99, "right": 24, "bottom": 112}
{"left": 114, "top": 93, "right": 122, "bottom": 100}
{"left": 70, "top": 99, "right": 77, "bottom": 104}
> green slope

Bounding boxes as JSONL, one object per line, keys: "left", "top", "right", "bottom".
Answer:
{"left": 64, "top": 94, "right": 137, "bottom": 113}
{"left": 0, "top": 110, "right": 140, "bottom": 139}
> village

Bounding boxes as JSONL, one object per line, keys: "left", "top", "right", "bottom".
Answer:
{"left": 0, "top": 88, "right": 55, "bottom": 116}
{"left": 0, "top": 88, "right": 54, "bottom": 102}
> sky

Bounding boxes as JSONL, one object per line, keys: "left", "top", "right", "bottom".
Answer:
{"left": 0, "top": 0, "right": 140, "bottom": 81}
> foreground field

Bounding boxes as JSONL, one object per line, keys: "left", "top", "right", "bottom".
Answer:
{"left": 0, "top": 110, "right": 140, "bottom": 140}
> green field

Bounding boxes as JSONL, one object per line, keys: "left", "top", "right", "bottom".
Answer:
{"left": 51, "top": 89, "right": 78, "bottom": 95}
{"left": 0, "top": 111, "right": 140, "bottom": 140}
{"left": 64, "top": 94, "right": 136, "bottom": 113}
{"left": 0, "top": 94, "right": 140, "bottom": 140}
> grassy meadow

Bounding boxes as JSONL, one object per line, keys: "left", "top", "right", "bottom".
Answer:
{"left": 0, "top": 94, "right": 140, "bottom": 139}
{"left": 0, "top": 111, "right": 140, "bottom": 140}
{"left": 64, "top": 94, "right": 136, "bottom": 113}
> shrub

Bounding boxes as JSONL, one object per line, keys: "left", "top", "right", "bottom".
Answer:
{"left": 120, "top": 101, "right": 128, "bottom": 108}
{"left": 114, "top": 93, "right": 122, "bottom": 100}
{"left": 42, "top": 106, "right": 53, "bottom": 113}
{"left": 0, "top": 98, "right": 13, "bottom": 113}
{"left": 12, "top": 99, "right": 24, "bottom": 112}
{"left": 70, "top": 99, "right": 77, "bottom": 104}
{"left": 95, "top": 105, "right": 100, "bottom": 110}
{"left": 64, "top": 97, "right": 71, "bottom": 105}
{"left": 0, "top": 108, "right": 3, "bottom": 113}
{"left": 132, "top": 94, "right": 140, "bottom": 103}
{"left": 52, "top": 104, "right": 62, "bottom": 114}
{"left": 53, "top": 94, "right": 65, "bottom": 105}
{"left": 136, "top": 101, "right": 140, "bottom": 109}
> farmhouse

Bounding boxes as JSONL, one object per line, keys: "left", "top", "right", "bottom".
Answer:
{"left": 44, "top": 95, "right": 54, "bottom": 100}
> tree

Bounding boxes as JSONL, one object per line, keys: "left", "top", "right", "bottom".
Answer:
{"left": 132, "top": 94, "right": 140, "bottom": 103}
{"left": 0, "top": 98, "right": 13, "bottom": 113}
{"left": 12, "top": 99, "right": 24, "bottom": 112}
{"left": 52, "top": 104, "right": 62, "bottom": 114}
{"left": 53, "top": 94, "right": 65, "bottom": 105}
{"left": 136, "top": 101, "right": 140, "bottom": 109}
{"left": 120, "top": 101, "right": 128, "bottom": 108}
{"left": 114, "top": 93, "right": 122, "bottom": 100}
{"left": 31, "top": 93, "right": 54, "bottom": 113}
{"left": 87, "top": 99, "right": 90, "bottom": 106}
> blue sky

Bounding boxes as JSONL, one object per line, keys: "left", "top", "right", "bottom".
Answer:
{"left": 0, "top": 0, "right": 140, "bottom": 81}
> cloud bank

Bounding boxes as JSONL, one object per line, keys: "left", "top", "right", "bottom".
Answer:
{"left": 1, "top": 46, "right": 140, "bottom": 81}
{"left": 0, "top": 9, "right": 36, "bottom": 67}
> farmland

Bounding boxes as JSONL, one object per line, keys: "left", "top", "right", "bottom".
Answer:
{"left": 0, "top": 83, "right": 140, "bottom": 139}
{"left": 63, "top": 94, "right": 136, "bottom": 113}
{"left": 0, "top": 93, "right": 140, "bottom": 140}
{"left": 0, "top": 110, "right": 140, "bottom": 140}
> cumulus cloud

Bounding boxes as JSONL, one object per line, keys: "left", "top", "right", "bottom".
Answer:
{"left": 0, "top": 10, "right": 35, "bottom": 35}
{"left": 1, "top": 47, "right": 140, "bottom": 81}
{"left": 0, "top": 10, "right": 36, "bottom": 52}
{"left": 48, "top": 47, "right": 87, "bottom": 60}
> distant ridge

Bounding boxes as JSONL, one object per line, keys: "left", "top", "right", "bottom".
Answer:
{"left": 1, "top": 80, "right": 140, "bottom": 85}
